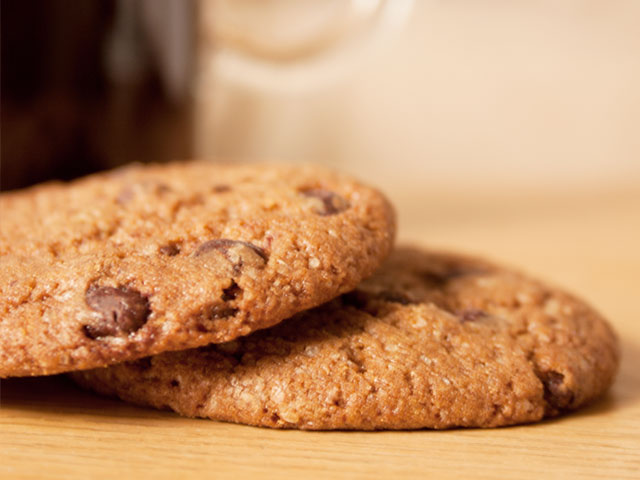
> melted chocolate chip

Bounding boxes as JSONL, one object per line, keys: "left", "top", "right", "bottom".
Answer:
{"left": 194, "top": 239, "right": 268, "bottom": 274}
{"left": 195, "top": 239, "right": 267, "bottom": 261}
{"left": 458, "top": 309, "right": 488, "bottom": 323}
{"left": 541, "top": 371, "right": 574, "bottom": 410}
{"left": 159, "top": 243, "right": 181, "bottom": 256}
{"left": 83, "top": 285, "right": 150, "bottom": 339}
{"left": 300, "top": 188, "right": 349, "bottom": 215}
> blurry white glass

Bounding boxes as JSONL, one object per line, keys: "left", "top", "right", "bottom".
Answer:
{"left": 203, "top": 0, "right": 414, "bottom": 92}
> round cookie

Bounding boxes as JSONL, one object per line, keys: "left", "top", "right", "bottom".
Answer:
{"left": 0, "top": 162, "right": 396, "bottom": 377}
{"left": 71, "top": 247, "right": 619, "bottom": 430}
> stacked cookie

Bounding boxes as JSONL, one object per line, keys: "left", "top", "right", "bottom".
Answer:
{"left": 0, "top": 162, "right": 619, "bottom": 429}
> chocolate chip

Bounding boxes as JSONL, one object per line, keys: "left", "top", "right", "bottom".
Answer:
{"left": 170, "top": 379, "right": 180, "bottom": 387}
{"left": 222, "top": 281, "right": 242, "bottom": 301}
{"left": 194, "top": 239, "right": 268, "bottom": 273}
{"left": 458, "top": 309, "right": 488, "bottom": 323}
{"left": 83, "top": 285, "right": 150, "bottom": 339}
{"left": 194, "top": 239, "right": 266, "bottom": 260}
{"left": 300, "top": 188, "right": 349, "bottom": 215}
{"left": 159, "top": 243, "right": 181, "bottom": 256}
{"left": 541, "top": 371, "right": 574, "bottom": 410}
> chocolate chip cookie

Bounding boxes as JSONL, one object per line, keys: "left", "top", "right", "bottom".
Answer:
{"left": 70, "top": 247, "right": 619, "bottom": 430}
{"left": 0, "top": 162, "right": 396, "bottom": 377}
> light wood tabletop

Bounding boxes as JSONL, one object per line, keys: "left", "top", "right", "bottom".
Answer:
{"left": 2, "top": 186, "right": 639, "bottom": 479}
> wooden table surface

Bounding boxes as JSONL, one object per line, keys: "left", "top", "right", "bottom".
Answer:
{"left": 2, "top": 186, "right": 639, "bottom": 479}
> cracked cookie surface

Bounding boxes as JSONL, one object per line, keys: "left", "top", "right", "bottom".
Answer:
{"left": 0, "top": 162, "right": 395, "bottom": 377}
{"left": 71, "top": 247, "right": 619, "bottom": 429}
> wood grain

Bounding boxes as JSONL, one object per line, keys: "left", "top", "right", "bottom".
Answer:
{"left": 2, "top": 187, "right": 639, "bottom": 479}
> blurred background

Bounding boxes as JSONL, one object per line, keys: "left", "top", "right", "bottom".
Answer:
{"left": 2, "top": 0, "right": 639, "bottom": 199}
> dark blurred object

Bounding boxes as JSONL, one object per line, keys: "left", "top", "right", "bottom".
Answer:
{"left": 1, "top": 0, "right": 195, "bottom": 191}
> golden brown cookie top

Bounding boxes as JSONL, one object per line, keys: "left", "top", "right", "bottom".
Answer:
{"left": 0, "top": 162, "right": 396, "bottom": 377}
{"left": 72, "top": 247, "right": 619, "bottom": 430}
